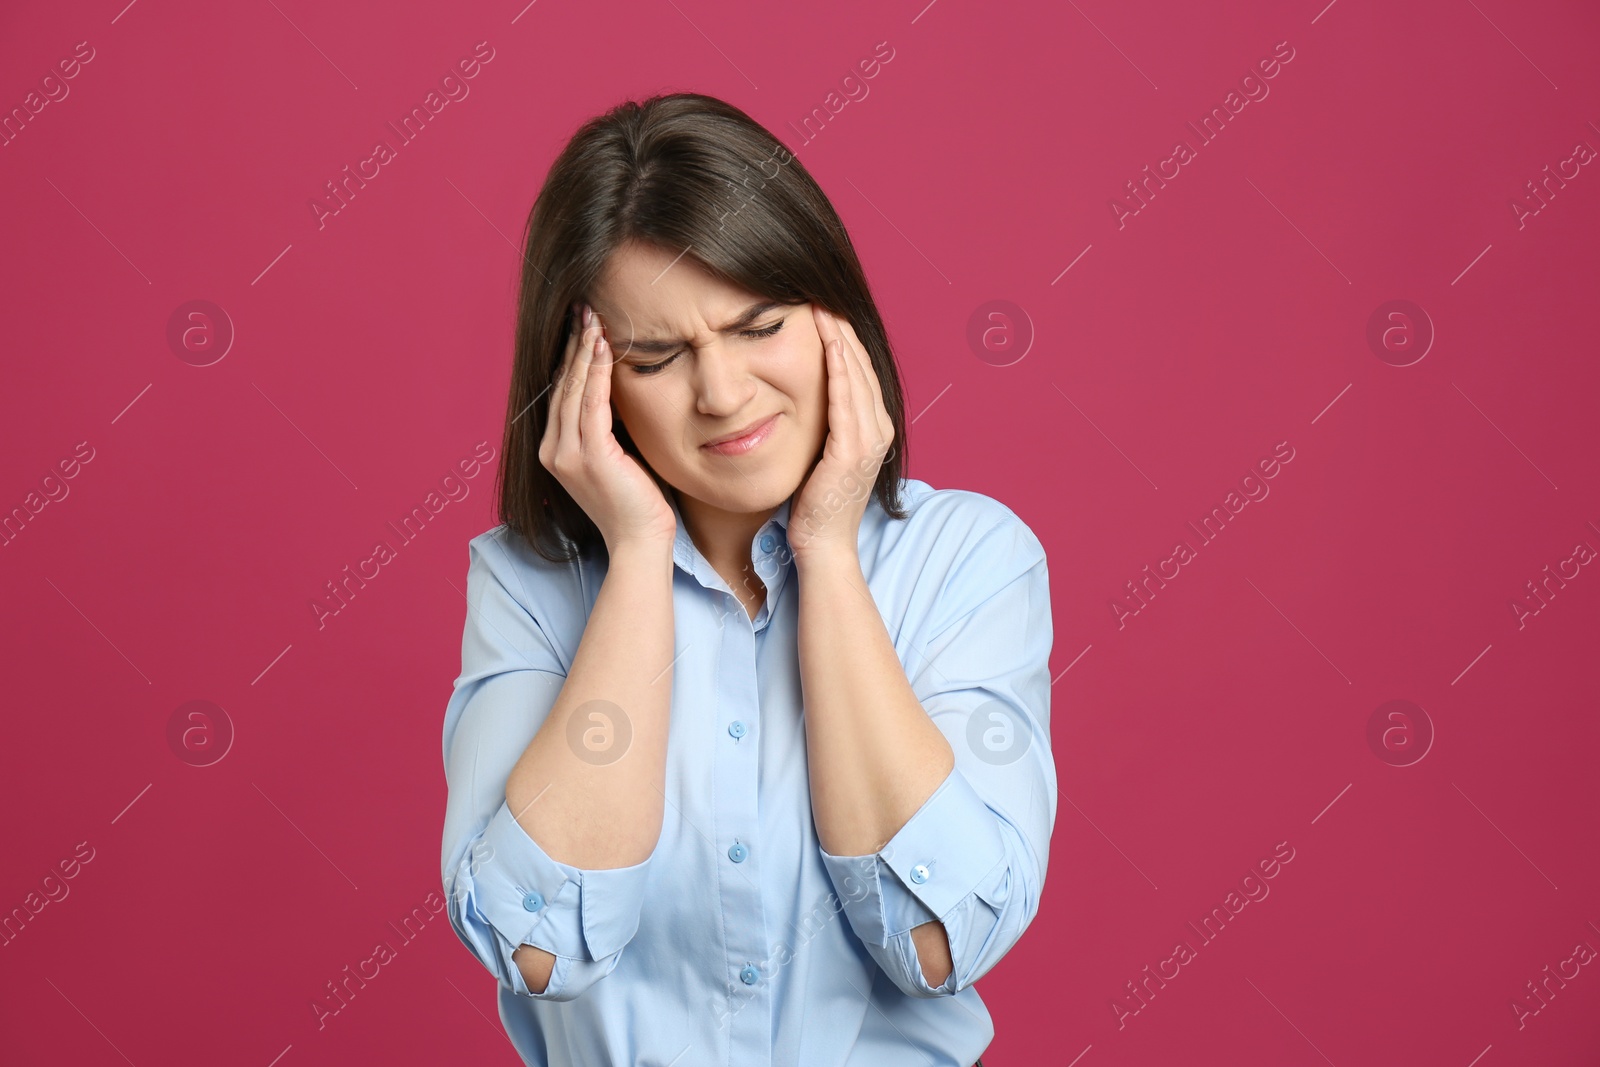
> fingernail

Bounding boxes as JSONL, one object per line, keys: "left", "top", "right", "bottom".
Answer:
{"left": 583, "top": 305, "right": 594, "bottom": 327}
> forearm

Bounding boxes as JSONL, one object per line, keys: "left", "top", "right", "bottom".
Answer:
{"left": 502, "top": 538, "right": 675, "bottom": 994}
{"left": 796, "top": 548, "right": 956, "bottom": 985}
{"left": 504, "top": 538, "right": 676, "bottom": 870}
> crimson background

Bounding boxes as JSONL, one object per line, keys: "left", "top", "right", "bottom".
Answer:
{"left": 2, "top": 1, "right": 1598, "bottom": 1065}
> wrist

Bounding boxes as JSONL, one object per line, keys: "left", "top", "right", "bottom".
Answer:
{"left": 606, "top": 536, "right": 676, "bottom": 569}
{"left": 793, "top": 542, "right": 861, "bottom": 576}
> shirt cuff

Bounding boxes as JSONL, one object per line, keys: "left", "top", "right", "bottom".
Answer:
{"left": 817, "top": 764, "right": 1008, "bottom": 947}
{"left": 472, "top": 798, "right": 654, "bottom": 963}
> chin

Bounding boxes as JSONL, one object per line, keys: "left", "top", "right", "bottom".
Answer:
{"left": 688, "top": 465, "right": 803, "bottom": 512}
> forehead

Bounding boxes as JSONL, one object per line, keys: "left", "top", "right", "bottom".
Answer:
{"left": 594, "top": 241, "right": 758, "bottom": 331}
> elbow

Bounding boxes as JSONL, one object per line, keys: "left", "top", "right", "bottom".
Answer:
{"left": 509, "top": 945, "right": 626, "bottom": 1003}
{"left": 513, "top": 944, "right": 557, "bottom": 995}
{"left": 873, "top": 931, "right": 958, "bottom": 999}
{"left": 891, "top": 965, "right": 957, "bottom": 999}
{"left": 910, "top": 920, "right": 955, "bottom": 990}
{"left": 898, "top": 860, "right": 1041, "bottom": 998}
{"left": 439, "top": 872, "right": 575, "bottom": 1001}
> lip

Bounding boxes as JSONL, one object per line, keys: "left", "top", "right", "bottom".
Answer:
{"left": 702, "top": 414, "right": 779, "bottom": 455}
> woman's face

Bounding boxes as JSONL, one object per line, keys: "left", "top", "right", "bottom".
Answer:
{"left": 588, "top": 240, "right": 830, "bottom": 520}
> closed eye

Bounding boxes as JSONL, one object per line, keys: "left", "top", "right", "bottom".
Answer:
{"left": 629, "top": 317, "right": 787, "bottom": 375}
{"left": 743, "top": 320, "right": 785, "bottom": 340}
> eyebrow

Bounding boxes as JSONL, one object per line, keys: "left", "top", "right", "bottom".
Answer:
{"left": 617, "top": 300, "right": 787, "bottom": 356}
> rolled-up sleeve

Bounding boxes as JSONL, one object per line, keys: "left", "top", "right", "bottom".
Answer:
{"left": 818, "top": 515, "right": 1056, "bottom": 999}
{"left": 440, "top": 532, "right": 655, "bottom": 1001}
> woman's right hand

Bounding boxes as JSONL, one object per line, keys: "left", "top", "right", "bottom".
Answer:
{"left": 538, "top": 302, "right": 677, "bottom": 553}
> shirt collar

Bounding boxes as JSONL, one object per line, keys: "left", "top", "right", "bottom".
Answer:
{"left": 667, "top": 488, "right": 794, "bottom": 580}
{"left": 769, "top": 494, "right": 793, "bottom": 531}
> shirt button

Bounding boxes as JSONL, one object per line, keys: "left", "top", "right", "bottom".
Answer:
{"left": 728, "top": 720, "right": 747, "bottom": 738}
{"left": 521, "top": 891, "right": 545, "bottom": 911}
{"left": 760, "top": 533, "right": 776, "bottom": 553}
{"left": 728, "top": 842, "right": 748, "bottom": 863}
{"left": 910, "top": 864, "right": 930, "bottom": 884}
{"left": 740, "top": 964, "right": 759, "bottom": 985}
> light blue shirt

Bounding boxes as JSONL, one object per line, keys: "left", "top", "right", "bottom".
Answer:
{"left": 440, "top": 477, "right": 1056, "bottom": 1066}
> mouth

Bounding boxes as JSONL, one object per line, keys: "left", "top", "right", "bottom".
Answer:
{"left": 702, "top": 414, "right": 779, "bottom": 456}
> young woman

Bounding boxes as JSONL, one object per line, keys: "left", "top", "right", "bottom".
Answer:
{"left": 440, "top": 92, "right": 1054, "bottom": 1067}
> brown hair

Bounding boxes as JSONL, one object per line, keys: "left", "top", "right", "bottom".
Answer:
{"left": 493, "top": 91, "right": 909, "bottom": 563}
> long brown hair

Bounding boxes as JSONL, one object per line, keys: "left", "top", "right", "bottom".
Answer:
{"left": 495, "top": 91, "right": 909, "bottom": 563}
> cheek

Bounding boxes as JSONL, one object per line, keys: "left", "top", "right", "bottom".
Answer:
{"left": 611, "top": 381, "right": 677, "bottom": 446}
{"left": 804, "top": 345, "right": 830, "bottom": 409}
{"left": 775, "top": 336, "right": 827, "bottom": 399}
{"left": 606, "top": 383, "right": 643, "bottom": 440}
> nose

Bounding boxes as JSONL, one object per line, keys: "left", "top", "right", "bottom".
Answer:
{"left": 691, "top": 340, "right": 756, "bottom": 417}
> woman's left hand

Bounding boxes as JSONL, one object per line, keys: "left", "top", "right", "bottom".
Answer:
{"left": 788, "top": 306, "right": 895, "bottom": 565}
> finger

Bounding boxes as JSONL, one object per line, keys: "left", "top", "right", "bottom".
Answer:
{"left": 858, "top": 345, "right": 892, "bottom": 448}
{"left": 838, "top": 319, "right": 880, "bottom": 405}
{"left": 825, "top": 308, "right": 867, "bottom": 393}
{"left": 832, "top": 318, "right": 873, "bottom": 447}
{"left": 838, "top": 316, "right": 892, "bottom": 447}
{"left": 824, "top": 334, "right": 855, "bottom": 452}
{"left": 558, "top": 311, "right": 602, "bottom": 460}
{"left": 553, "top": 301, "right": 583, "bottom": 386}
{"left": 579, "top": 329, "right": 615, "bottom": 450}
{"left": 833, "top": 316, "right": 866, "bottom": 380}
{"left": 541, "top": 303, "right": 584, "bottom": 464}
{"left": 815, "top": 308, "right": 853, "bottom": 434}
{"left": 812, "top": 303, "right": 840, "bottom": 354}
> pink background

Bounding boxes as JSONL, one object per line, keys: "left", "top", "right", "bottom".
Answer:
{"left": 3, "top": 0, "right": 1598, "bottom": 1064}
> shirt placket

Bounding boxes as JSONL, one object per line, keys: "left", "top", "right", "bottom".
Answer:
{"left": 717, "top": 586, "right": 770, "bottom": 1065}
{"left": 749, "top": 521, "right": 789, "bottom": 634}
{"left": 681, "top": 524, "right": 771, "bottom": 1066}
